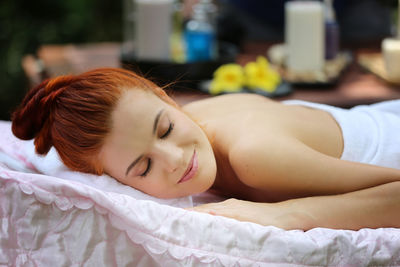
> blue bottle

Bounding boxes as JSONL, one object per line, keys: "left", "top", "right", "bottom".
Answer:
{"left": 184, "top": 0, "right": 217, "bottom": 62}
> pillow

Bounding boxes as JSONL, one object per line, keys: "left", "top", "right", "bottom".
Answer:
{"left": 0, "top": 121, "right": 193, "bottom": 208}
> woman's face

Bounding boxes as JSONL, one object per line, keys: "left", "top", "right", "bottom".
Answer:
{"left": 99, "top": 89, "right": 217, "bottom": 198}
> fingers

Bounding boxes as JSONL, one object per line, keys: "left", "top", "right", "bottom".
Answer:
{"left": 186, "top": 203, "right": 219, "bottom": 215}
{"left": 186, "top": 199, "right": 242, "bottom": 217}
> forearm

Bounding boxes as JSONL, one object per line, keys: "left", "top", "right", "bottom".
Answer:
{"left": 236, "top": 137, "right": 400, "bottom": 200}
{"left": 279, "top": 181, "right": 400, "bottom": 230}
{"left": 190, "top": 181, "right": 400, "bottom": 230}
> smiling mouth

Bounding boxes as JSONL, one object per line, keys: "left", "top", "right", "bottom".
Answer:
{"left": 178, "top": 150, "right": 198, "bottom": 184}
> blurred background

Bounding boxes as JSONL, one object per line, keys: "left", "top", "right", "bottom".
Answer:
{"left": 0, "top": 0, "right": 398, "bottom": 120}
{"left": 0, "top": 0, "right": 122, "bottom": 120}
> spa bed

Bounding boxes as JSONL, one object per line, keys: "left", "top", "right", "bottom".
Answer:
{"left": 1, "top": 120, "right": 399, "bottom": 266}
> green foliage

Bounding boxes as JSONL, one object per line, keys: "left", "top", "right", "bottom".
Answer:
{"left": 380, "top": 0, "right": 398, "bottom": 6}
{"left": 0, "top": 0, "right": 122, "bottom": 120}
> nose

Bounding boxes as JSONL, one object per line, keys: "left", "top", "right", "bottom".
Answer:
{"left": 152, "top": 141, "right": 184, "bottom": 173}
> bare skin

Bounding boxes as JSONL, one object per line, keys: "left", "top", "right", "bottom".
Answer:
{"left": 183, "top": 93, "right": 400, "bottom": 230}
{"left": 101, "top": 90, "right": 400, "bottom": 230}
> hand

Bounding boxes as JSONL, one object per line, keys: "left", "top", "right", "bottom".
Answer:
{"left": 188, "top": 198, "right": 309, "bottom": 230}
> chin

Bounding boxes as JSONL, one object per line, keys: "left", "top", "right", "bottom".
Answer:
{"left": 159, "top": 147, "right": 217, "bottom": 199}
{"left": 196, "top": 154, "right": 217, "bottom": 193}
{"left": 170, "top": 168, "right": 216, "bottom": 199}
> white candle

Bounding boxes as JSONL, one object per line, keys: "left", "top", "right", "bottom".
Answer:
{"left": 382, "top": 39, "right": 400, "bottom": 82}
{"left": 285, "top": 1, "right": 325, "bottom": 72}
{"left": 135, "top": 0, "right": 173, "bottom": 61}
{"left": 381, "top": 0, "right": 400, "bottom": 82}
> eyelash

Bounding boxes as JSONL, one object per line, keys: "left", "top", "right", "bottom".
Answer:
{"left": 160, "top": 122, "right": 174, "bottom": 139}
{"left": 140, "top": 158, "right": 152, "bottom": 177}
{"left": 140, "top": 122, "right": 174, "bottom": 177}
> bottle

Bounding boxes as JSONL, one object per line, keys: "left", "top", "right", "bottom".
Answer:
{"left": 184, "top": 0, "right": 217, "bottom": 62}
{"left": 324, "top": 0, "right": 339, "bottom": 60}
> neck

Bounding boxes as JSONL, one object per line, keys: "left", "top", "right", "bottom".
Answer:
{"left": 208, "top": 142, "right": 231, "bottom": 196}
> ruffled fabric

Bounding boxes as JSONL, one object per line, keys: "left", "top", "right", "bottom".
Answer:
{"left": 2, "top": 168, "right": 400, "bottom": 266}
{"left": 1, "top": 120, "right": 400, "bottom": 266}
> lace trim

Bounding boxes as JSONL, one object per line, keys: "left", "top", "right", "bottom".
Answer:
{"left": 0, "top": 171, "right": 271, "bottom": 265}
{"left": 2, "top": 167, "right": 400, "bottom": 266}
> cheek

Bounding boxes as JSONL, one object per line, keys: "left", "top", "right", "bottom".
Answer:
{"left": 178, "top": 120, "right": 194, "bottom": 136}
{"left": 179, "top": 120, "right": 205, "bottom": 144}
{"left": 126, "top": 173, "right": 168, "bottom": 196}
{"left": 101, "top": 149, "right": 135, "bottom": 182}
{"left": 141, "top": 182, "right": 175, "bottom": 198}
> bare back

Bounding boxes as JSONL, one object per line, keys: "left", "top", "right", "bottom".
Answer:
{"left": 183, "top": 94, "right": 400, "bottom": 202}
{"left": 183, "top": 94, "right": 343, "bottom": 158}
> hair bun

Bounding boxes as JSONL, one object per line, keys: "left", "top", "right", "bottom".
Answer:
{"left": 11, "top": 75, "right": 74, "bottom": 154}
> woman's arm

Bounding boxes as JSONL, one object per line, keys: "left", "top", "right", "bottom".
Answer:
{"left": 230, "top": 135, "right": 400, "bottom": 200}
{"left": 190, "top": 181, "right": 400, "bottom": 230}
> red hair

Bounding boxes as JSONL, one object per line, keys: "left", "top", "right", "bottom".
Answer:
{"left": 12, "top": 68, "right": 177, "bottom": 175}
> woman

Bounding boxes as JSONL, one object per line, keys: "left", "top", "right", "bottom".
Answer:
{"left": 11, "top": 68, "right": 400, "bottom": 230}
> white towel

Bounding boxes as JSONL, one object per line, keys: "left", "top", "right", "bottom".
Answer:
{"left": 284, "top": 100, "right": 400, "bottom": 170}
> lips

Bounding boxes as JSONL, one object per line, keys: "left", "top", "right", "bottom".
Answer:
{"left": 178, "top": 150, "right": 198, "bottom": 184}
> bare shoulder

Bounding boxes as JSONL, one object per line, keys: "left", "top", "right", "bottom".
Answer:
{"left": 228, "top": 130, "right": 295, "bottom": 188}
{"left": 182, "top": 93, "right": 273, "bottom": 115}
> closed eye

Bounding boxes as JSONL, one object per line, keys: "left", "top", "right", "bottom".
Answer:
{"left": 160, "top": 122, "right": 174, "bottom": 139}
{"left": 140, "top": 158, "right": 152, "bottom": 177}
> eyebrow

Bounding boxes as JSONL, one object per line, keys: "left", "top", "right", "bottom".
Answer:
{"left": 125, "top": 109, "right": 164, "bottom": 176}
{"left": 153, "top": 109, "right": 163, "bottom": 134}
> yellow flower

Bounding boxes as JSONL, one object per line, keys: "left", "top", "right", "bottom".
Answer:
{"left": 210, "top": 64, "right": 245, "bottom": 95}
{"left": 244, "top": 56, "right": 281, "bottom": 92}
